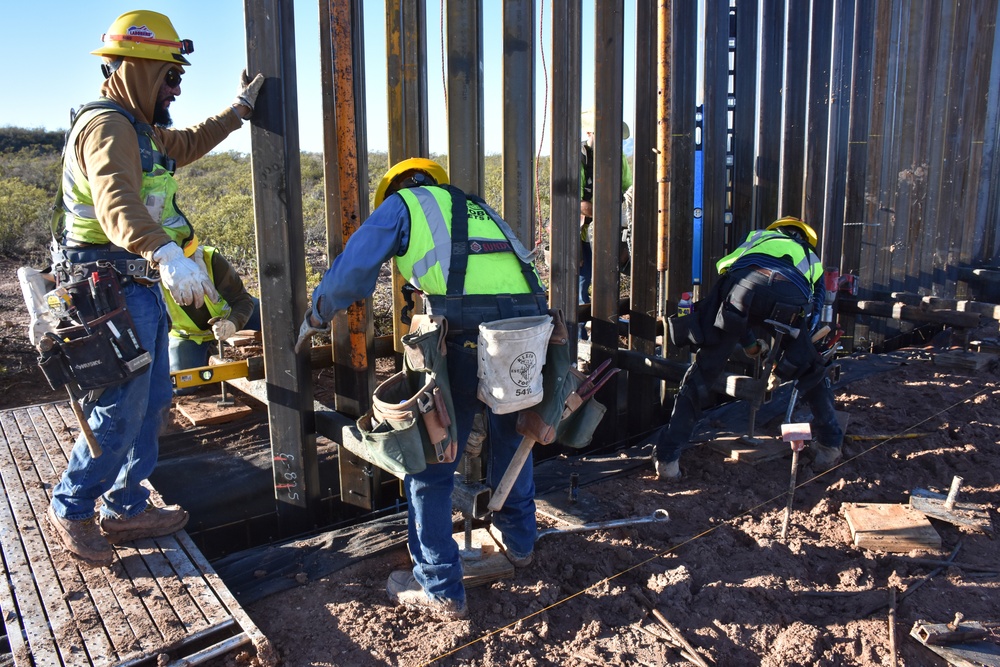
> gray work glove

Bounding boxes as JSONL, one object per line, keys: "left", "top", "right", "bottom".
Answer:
{"left": 232, "top": 70, "right": 265, "bottom": 119}
{"left": 212, "top": 318, "right": 237, "bottom": 342}
{"left": 154, "top": 242, "right": 219, "bottom": 309}
{"left": 295, "top": 307, "right": 329, "bottom": 354}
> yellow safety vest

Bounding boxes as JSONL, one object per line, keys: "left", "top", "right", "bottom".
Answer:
{"left": 163, "top": 246, "right": 231, "bottom": 343}
{"left": 716, "top": 230, "right": 823, "bottom": 285}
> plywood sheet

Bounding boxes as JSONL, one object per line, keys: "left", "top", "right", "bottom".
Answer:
{"left": 843, "top": 503, "right": 941, "bottom": 552}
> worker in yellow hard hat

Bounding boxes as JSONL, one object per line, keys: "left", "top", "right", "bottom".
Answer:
{"left": 655, "top": 216, "right": 843, "bottom": 481}
{"left": 46, "top": 10, "right": 265, "bottom": 568}
{"left": 296, "top": 157, "right": 549, "bottom": 620}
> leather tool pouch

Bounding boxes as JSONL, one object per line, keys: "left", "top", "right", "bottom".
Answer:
{"left": 37, "top": 268, "right": 151, "bottom": 392}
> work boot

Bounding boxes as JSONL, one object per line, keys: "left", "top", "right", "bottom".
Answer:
{"left": 655, "top": 458, "right": 681, "bottom": 481}
{"left": 386, "top": 570, "right": 467, "bottom": 620}
{"left": 506, "top": 550, "right": 534, "bottom": 568}
{"left": 47, "top": 505, "right": 114, "bottom": 567}
{"left": 99, "top": 505, "right": 189, "bottom": 544}
{"left": 810, "top": 443, "right": 842, "bottom": 468}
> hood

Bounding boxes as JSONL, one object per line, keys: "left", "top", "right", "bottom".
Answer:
{"left": 100, "top": 58, "right": 182, "bottom": 124}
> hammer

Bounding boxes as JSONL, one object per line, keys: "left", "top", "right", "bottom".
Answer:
{"left": 779, "top": 421, "right": 811, "bottom": 539}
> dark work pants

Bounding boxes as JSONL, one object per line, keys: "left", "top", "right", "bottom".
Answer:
{"left": 655, "top": 267, "right": 843, "bottom": 463}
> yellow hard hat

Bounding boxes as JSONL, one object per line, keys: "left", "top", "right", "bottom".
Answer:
{"left": 92, "top": 11, "right": 193, "bottom": 66}
{"left": 767, "top": 216, "right": 818, "bottom": 248}
{"left": 374, "top": 158, "right": 449, "bottom": 208}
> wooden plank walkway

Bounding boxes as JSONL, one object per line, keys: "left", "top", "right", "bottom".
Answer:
{"left": 0, "top": 401, "right": 274, "bottom": 667}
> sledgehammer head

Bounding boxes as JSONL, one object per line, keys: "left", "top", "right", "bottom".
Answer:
{"left": 781, "top": 422, "right": 812, "bottom": 452}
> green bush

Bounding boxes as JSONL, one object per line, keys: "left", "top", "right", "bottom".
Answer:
{"left": 0, "top": 177, "right": 51, "bottom": 257}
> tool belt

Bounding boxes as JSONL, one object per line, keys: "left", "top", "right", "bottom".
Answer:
{"left": 355, "top": 315, "right": 457, "bottom": 475}
{"left": 423, "top": 293, "right": 548, "bottom": 335}
{"left": 55, "top": 245, "right": 159, "bottom": 285}
{"left": 36, "top": 266, "right": 151, "bottom": 392}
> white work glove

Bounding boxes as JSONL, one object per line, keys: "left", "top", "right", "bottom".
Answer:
{"left": 153, "top": 242, "right": 219, "bottom": 309}
{"left": 232, "top": 70, "right": 265, "bottom": 119}
{"left": 295, "top": 307, "right": 329, "bottom": 354}
{"left": 212, "top": 318, "right": 237, "bottom": 342}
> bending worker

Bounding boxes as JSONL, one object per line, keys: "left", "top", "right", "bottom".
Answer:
{"left": 164, "top": 244, "right": 261, "bottom": 396}
{"left": 296, "top": 158, "right": 548, "bottom": 620}
{"left": 654, "top": 217, "right": 843, "bottom": 480}
{"left": 46, "top": 10, "right": 264, "bottom": 566}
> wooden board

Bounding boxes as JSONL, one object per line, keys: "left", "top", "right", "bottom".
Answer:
{"left": 909, "top": 489, "right": 994, "bottom": 533}
{"left": 0, "top": 401, "right": 272, "bottom": 667}
{"left": 910, "top": 622, "right": 1000, "bottom": 667}
{"left": 843, "top": 503, "right": 941, "bottom": 552}
{"left": 708, "top": 434, "right": 791, "bottom": 463}
{"left": 176, "top": 394, "right": 254, "bottom": 426}
{"left": 453, "top": 527, "right": 514, "bottom": 588}
{"left": 932, "top": 349, "right": 997, "bottom": 371}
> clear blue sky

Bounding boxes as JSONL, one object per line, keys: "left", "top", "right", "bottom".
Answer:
{"left": 2, "top": 1, "right": 635, "bottom": 156}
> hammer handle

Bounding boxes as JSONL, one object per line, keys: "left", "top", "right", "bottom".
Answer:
{"left": 488, "top": 436, "right": 534, "bottom": 512}
{"left": 66, "top": 388, "right": 102, "bottom": 458}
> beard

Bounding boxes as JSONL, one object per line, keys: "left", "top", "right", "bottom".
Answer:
{"left": 153, "top": 101, "right": 173, "bottom": 128}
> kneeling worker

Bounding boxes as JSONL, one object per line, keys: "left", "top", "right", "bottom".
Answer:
{"left": 163, "top": 244, "right": 261, "bottom": 395}
{"left": 654, "top": 217, "right": 843, "bottom": 480}
{"left": 295, "top": 158, "right": 549, "bottom": 620}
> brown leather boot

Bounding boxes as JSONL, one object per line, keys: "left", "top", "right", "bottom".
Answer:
{"left": 47, "top": 505, "right": 113, "bottom": 567}
{"left": 99, "top": 505, "right": 189, "bottom": 544}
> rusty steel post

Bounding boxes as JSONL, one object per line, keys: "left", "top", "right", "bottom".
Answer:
{"left": 656, "top": 0, "right": 671, "bottom": 318}
{"left": 324, "top": 0, "right": 374, "bottom": 417}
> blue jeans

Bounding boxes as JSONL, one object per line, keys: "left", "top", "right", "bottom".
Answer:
{"left": 169, "top": 296, "right": 261, "bottom": 395}
{"left": 51, "top": 280, "right": 173, "bottom": 521}
{"left": 579, "top": 240, "right": 593, "bottom": 305}
{"left": 405, "top": 335, "right": 536, "bottom": 604}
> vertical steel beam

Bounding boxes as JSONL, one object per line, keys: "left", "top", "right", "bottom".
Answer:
{"left": 732, "top": 0, "right": 759, "bottom": 237}
{"left": 753, "top": 0, "right": 785, "bottom": 225}
{"left": 803, "top": 0, "right": 834, "bottom": 230}
{"left": 445, "top": 0, "right": 485, "bottom": 193}
{"left": 549, "top": 1, "right": 582, "bottom": 338}
{"left": 386, "top": 0, "right": 429, "bottom": 353}
{"left": 502, "top": 0, "right": 536, "bottom": 247}
{"left": 702, "top": 0, "right": 731, "bottom": 291}
{"left": 590, "top": 1, "right": 625, "bottom": 447}
{"left": 243, "top": 0, "right": 319, "bottom": 530}
{"left": 629, "top": 0, "right": 661, "bottom": 432}
{"left": 778, "top": 0, "right": 809, "bottom": 216}
{"left": 323, "top": 0, "right": 374, "bottom": 418}
{"left": 666, "top": 1, "right": 695, "bottom": 328}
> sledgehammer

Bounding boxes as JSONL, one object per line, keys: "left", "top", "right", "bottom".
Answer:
{"left": 779, "top": 422, "right": 811, "bottom": 539}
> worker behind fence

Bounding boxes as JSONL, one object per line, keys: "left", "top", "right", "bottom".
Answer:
{"left": 44, "top": 10, "right": 264, "bottom": 567}
{"left": 654, "top": 217, "right": 844, "bottom": 480}
{"left": 296, "top": 158, "right": 549, "bottom": 619}
{"left": 163, "top": 244, "right": 261, "bottom": 396}
{"left": 579, "top": 108, "right": 633, "bottom": 308}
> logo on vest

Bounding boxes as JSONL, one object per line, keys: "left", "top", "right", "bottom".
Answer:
{"left": 469, "top": 240, "right": 511, "bottom": 254}
{"left": 509, "top": 352, "right": 538, "bottom": 388}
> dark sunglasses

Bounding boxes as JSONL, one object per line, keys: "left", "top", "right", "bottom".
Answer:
{"left": 164, "top": 70, "right": 183, "bottom": 87}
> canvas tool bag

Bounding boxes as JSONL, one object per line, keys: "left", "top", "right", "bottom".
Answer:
{"left": 476, "top": 313, "right": 554, "bottom": 414}
{"left": 513, "top": 310, "right": 607, "bottom": 450}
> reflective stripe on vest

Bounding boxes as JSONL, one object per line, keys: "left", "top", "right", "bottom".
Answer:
{"left": 60, "top": 105, "right": 194, "bottom": 249}
{"left": 164, "top": 246, "right": 230, "bottom": 342}
{"left": 716, "top": 230, "right": 823, "bottom": 285}
{"left": 395, "top": 187, "right": 531, "bottom": 296}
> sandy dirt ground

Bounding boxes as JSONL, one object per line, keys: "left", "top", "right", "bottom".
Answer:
{"left": 1, "top": 257, "right": 999, "bottom": 666}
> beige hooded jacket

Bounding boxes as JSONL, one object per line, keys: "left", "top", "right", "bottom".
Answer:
{"left": 72, "top": 58, "right": 243, "bottom": 261}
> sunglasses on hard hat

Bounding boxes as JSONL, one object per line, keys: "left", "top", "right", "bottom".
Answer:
{"left": 164, "top": 69, "right": 183, "bottom": 88}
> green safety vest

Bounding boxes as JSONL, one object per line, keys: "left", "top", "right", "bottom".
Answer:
{"left": 716, "top": 229, "right": 823, "bottom": 285}
{"left": 163, "top": 246, "right": 231, "bottom": 343}
{"left": 56, "top": 99, "right": 196, "bottom": 251}
{"left": 395, "top": 186, "right": 533, "bottom": 296}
